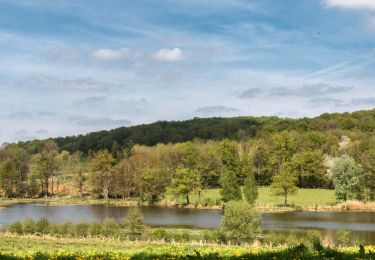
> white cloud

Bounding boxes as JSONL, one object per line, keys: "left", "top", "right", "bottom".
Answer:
{"left": 323, "top": 0, "right": 375, "bottom": 10}
{"left": 154, "top": 48, "right": 184, "bottom": 62}
{"left": 92, "top": 48, "right": 130, "bottom": 61}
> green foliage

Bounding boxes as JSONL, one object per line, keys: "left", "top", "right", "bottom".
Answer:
{"left": 168, "top": 166, "right": 200, "bottom": 204}
{"left": 22, "top": 218, "right": 36, "bottom": 234}
{"left": 220, "top": 169, "right": 242, "bottom": 202}
{"left": 88, "top": 221, "right": 103, "bottom": 236}
{"left": 7, "top": 221, "right": 23, "bottom": 234}
{"left": 124, "top": 208, "right": 145, "bottom": 236}
{"left": 102, "top": 218, "right": 120, "bottom": 237}
{"left": 290, "top": 150, "right": 326, "bottom": 188}
{"left": 221, "top": 201, "right": 260, "bottom": 244}
{"left": 271, "top": 162, "right": 298, "bottom": 206}
{"left": 152, "top": 228, "right": 171, "bottom": 241}
{"left": 332, "top": 155, "right": 364, "bottom": 201}
{"left": 74, "top": 223, "right": 89, "bottom": 237}
{"left": 60, "top": 221, "right": 75, "bottom": 237}
{"left": 90, "top": 150, "right": 115, "bottom": 200}
{"left": 243, "top": 171, "right": 258, "bottom": 205}
{"left": 35, "top": 217, "right": 50, "bottom": 234}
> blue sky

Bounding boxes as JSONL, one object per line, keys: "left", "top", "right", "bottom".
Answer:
{"left": 1, "top": 0, "right": 375, "bottom": 144}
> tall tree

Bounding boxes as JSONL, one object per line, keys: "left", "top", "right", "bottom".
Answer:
{"left": 332, "top": 155, "right": 364, "bottom": 201}
{"left": 271, "top": 162, "right": 298, "bottom": 206}
{"left": 137, "top": 167, "right": 168, "bottom": 204}
{"left": 220, "top": 169, "right": 242, "bottom": 202}
{"left": 361, "top": 148, "right": 375, "bottom": 201}
{"left": 30, "top": 140, "right": 60, "bottom": 196}
{"left": 290, "top": 150, "right": 326, "bottom": 188}
{"left": 71, "top": 152, "right": 87, "bottom": 197}
{"left": 243, "top": 160, "right": 258, "bottom": 206}
{"left": 90, "top": 150, "right": 114, "bottom": 200}
{"left": 168, "top": 166, "right": 200, "bottom": 204}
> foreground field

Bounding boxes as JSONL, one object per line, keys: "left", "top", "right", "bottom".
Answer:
{"left": 0, "top": 234, "right": 374, "bottom": 259}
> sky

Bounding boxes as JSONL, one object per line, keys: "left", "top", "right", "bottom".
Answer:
{"left": 1, "top": 0, "right": 375, "bottom": 144}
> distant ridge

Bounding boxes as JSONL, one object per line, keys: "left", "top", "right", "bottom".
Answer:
{"left": 17, "top": 108, "right": 375, "bottom": 154}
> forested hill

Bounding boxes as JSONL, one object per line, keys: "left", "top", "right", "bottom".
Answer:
{"left": 19, "top": 108, "right": 375, "bottom": 154}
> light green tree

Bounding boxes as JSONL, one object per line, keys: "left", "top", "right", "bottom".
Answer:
{"left": 168, "top": 166, "right": 200, "bottom": 204}
{"left": 332, "top": 155, "right": 364, "bottom": 201}
{"left": 90, "top": 150, "right": 115, "bottom": 200}
{"left": 271, "top": 162, "right": 298, "bottom": 206}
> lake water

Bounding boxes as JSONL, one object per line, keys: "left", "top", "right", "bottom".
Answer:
{"left": 0, "top": 203, "right": 374, "bottom": 244}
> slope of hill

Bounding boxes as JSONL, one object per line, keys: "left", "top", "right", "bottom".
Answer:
{"left": 18, "top": 109, "right": 375, "bottom": 154}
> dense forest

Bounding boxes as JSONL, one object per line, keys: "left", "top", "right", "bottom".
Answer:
{"left": 16, "top": 108, "right": 375, "bottom": 155}
{"left": 1, "top": 109, "right": 375, "bottom": 203}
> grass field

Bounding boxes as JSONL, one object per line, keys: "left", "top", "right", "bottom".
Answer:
{"left": 172, "top": 187, "right": 336, "bottom": 208}
{"left": 0, "top": 234, "right": 373, "bottom": 259}
{"left": 0, "top": 187, "right": 336, "bottom": 210}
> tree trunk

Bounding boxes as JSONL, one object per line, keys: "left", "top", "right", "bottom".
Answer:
{"left": 284, "top": 193, "right": 288, "bottom": 206}
{"left": 44, "top": 178, "right": 49, "bottom": 197}
{"left": 51, "top": 176, "right": 54, "bottom": 196}
{"left": 186, "top": 194, "right": 190, "bottom": 205}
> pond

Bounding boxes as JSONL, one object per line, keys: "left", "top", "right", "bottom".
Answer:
{"left": 0, "top": 203, "right": 374, "bottom": 244}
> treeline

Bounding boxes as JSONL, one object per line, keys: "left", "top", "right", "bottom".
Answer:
{"left": 1, "top": 124, "right": 375, "bottom": 202}
{"left": 15, "top": 109, "right": 375, "bottom": 155}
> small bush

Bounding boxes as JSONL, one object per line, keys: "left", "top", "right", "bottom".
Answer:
{"left": 153, "top": 228, "right": 171, "bottom": 242}
{"left": 102, "top": 218, "right": 120, "bottom": 237}
{"left": 180, "top": 230, "right": 191, "bottom": 242}
{"left": 22, "top": 218, "right": 36, "bottom": 234}
{"left": 212, "top": 229, "right": 227, "bottom": 244}
{"left": 36, "top": 217, "right": 50, "bottom": 234}
{"left": 88, "top": 221, "right": 103, "bottom": 237}
{"left": 75, "top": 223, "right": 89, "bottom": 237}
{"left": 60, "top": 221, "right": 75, "bottom": 237}
{"left": 49, "top": 224, "right": 61, "bottom": 236}
{"left": 7, "top": 221, "right": 23, "bottom": 234}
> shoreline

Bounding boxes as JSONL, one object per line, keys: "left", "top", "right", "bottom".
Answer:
{"left": 1, "top": 197, "right": 375, "bottom": 213}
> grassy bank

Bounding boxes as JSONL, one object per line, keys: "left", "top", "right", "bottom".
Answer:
{"left": 0, "top": 234, "right": 374, "bottom": 259}
{"left": 0, "top": 187, "right": 339, "bottom": 212}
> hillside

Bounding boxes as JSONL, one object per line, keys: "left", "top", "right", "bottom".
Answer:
{"left": 17, "top": 109, "right": 375, "bottom": 154}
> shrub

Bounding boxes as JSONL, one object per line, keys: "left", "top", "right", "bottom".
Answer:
{"left": 22, "top": 218, "right": 36, "bottom": 234}
{"left": 36, "top": 217, "right": 50, "bottom": 234}
{"left": 180, "top": 230, "right": 191, "bottom": 242}
{"left": 212, "top": 229, "right": 227, "bottom": 244}
{"left": 221, "top": 201, "right": 260, "bottom": 244}
{"left": 306, "top": 230, "right": 322, "bottom": 248}
{"left": 88, "top": 221, "right": 103, "bottom": 237}
{"left": 153, "top": 228, "right": 171, "bottom": 242}
{"left": 49, "top": 224, "right": 61, "bottom": 236}
{"left": 60, "top": 221, "right": 75, "bottom": 237}
{"left": 75, "top": 223, "right": 89, "bottom": 237}
{"left": 7, "top": 221, "right": 23, "bottom": 234}
{"left": 102, "top": 218, "right": 120, "bottom": 237}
